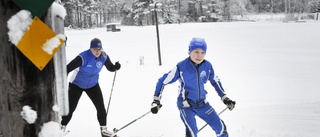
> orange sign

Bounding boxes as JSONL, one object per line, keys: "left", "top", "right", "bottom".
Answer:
{"left": 17, "top": 17, "right": 63, "bottom": 71}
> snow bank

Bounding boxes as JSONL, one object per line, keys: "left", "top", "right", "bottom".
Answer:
{"left": 38, "top": 121, "right": 63, "bottom": 137}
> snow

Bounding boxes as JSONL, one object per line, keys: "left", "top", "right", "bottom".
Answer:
{"left": 51, "top": 2, "right": 67, "bottom": 20}
{"left": 7, "top": 6, "right": 320, "bottom": 135}
{"left": 61, "top": 21, "right": 320, "bottom": 137}
{"left": 42, "top": 34, "right": 66, "bottom": 55}
{"left": 20, "top": 105, "right": 37, "bottom": 124}
{"left": 53, "top": 104, "right": 60, "bottom": 112}
{"left": 38, "top": 121, "right": 63, "bottom": 137}
{"left": 7, "top": 10, "right": 32, "bottom": 46}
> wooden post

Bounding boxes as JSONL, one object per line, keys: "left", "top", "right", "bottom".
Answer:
{"left": 50, "top": 5, "right": 69, "bottom": 118}
{"left": 0, "top": 0, "right": 61, "bottom": 136}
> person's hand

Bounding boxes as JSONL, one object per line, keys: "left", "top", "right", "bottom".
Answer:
{"left": 115, "top": 61, "right": 121, "bottom": 70}
{"left": 223, "top": 97, "right": 236, "bottom": 110}
{"left": 151, "top": 99, "right": 162, "bottom": 114}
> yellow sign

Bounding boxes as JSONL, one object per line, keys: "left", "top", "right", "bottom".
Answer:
{"left": 17, "top": 17, "right": 63, "bottom": 71}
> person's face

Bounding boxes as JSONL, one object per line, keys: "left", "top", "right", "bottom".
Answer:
{"left": 90, "top": 48, "right": 102, "bottom": 58}
{"left": 189, "top": 48, "right": 206, "bottom": 64}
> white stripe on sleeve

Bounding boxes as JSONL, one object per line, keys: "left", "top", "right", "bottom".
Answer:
{"left": 163, "top": 66, "right": 177, "bottom": 84}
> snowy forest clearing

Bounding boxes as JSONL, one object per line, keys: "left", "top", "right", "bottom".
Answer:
{"left": 63, "top": 22, "right": 320, "bottom": 137}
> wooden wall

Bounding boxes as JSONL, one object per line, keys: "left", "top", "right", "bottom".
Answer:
{"left": 0, "top": 0, "right": 58, "bottom": 136}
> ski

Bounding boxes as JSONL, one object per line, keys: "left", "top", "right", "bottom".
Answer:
{"left": 64, "top": 130, "right": 118, "bottom": 137}
{"left": 62, "top": 130, "right": 70, "bottom": 136}
{"left": 101, "top": 132, "right": 118, "bottom": 137}
{"left": 101, "top": 134, "right": 117, "bottom": 137}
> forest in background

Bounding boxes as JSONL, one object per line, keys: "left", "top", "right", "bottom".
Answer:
{"left": 60, "top": 0, "right": 320, "bottom": 29}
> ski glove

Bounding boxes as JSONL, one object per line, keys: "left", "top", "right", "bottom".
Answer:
{"left": 115, "top": 61, "right": 121, "bottom": 70}
{"left": 151, "top": 99, "right": 162, "bottom": 114}
{"left": 223, "top": 97, "right": 236, "bottom": 110}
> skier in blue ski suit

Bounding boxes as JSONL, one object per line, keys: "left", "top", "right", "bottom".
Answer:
{"left": 151, "top": 37, "right": 236, "bottom": 137}
{"left": 61, "top": 38, "right": 120, "bottom": 137}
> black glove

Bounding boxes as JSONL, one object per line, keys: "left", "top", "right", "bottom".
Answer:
{"left": 223, "top": 97, "right": 236, "bottom": 111}
{"left": 151, "top": 100, "right": 162, "bottom": 114}
{"left": 115, "top": 61, "right": 121, "bottom": 70}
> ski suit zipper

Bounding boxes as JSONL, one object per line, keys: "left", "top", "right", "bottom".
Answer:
{"left": 191, "top": 62, "right": 201, "bottom": 108}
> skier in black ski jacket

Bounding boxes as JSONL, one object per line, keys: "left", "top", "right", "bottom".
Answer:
{"left": 150, "top": 37, "right": 236, "bottom": 137}
{"left": 61, "top": 38, "right": 120, "bottom": 137}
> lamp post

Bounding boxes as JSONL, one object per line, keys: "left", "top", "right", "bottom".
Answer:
{"left": 150, "top": 2, "right": 162, "bottom": 66}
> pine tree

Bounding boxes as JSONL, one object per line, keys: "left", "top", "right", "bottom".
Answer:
{"left": 311, "top": 0, "right": 320, "bottom": 20}
{"left": 163, "top": 0, "right": 178, "bottom": 24}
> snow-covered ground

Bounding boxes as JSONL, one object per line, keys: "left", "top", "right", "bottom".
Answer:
{"left": 63, "top": 21, "right": 320, "bottom": 137}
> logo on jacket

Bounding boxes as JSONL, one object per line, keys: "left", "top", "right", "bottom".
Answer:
{"left": 96, "top": 61, "right": 103, "bottom": 68}
{"left": 200, "top": 71, "right": 207, "bottom": 81}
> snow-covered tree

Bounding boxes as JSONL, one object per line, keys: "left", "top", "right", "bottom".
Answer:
{"left": 310, "top": 0, "right": 320, "bottom": 12}
{"left": 132, "top": 1, "right": 148, "bottom": 25}
{"left": 102, "top": 0, "right": 124, "bottom": 23}
{"left": 230, "top": 0, "right": 247, "bottom": 17}
{"left": 218, "top": 0, "right": 232, "bottom": 21}
{"left": 61, "top": 0, "right": 320, "bottom": 26}
{"left": 187, "top": 0, "right": 198, "bottom": 21}
{"left": 207, "top": 0, "right": 220, "bottom": 21}
{"left": 120, "top": 0, "right": 151, "bottom": 25}
{"left": 63, "top": 0, "right": 77, "bottom": 27}
{"left": 162, "top": 0, "right": 179, "bottom": 23}
{"left": 310, "top": 0, "right": 320, "bottom": 20}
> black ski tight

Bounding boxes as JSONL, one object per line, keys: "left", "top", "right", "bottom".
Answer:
{"left": 61, "top": 83, "right": 107, "bottom": 126}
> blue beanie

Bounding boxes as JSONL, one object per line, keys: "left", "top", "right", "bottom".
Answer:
{"left": 188, "top": 37, "right": 207, "bottom": 53}
{"left": 90, "top": 38, "right": 102, "bottom": 49}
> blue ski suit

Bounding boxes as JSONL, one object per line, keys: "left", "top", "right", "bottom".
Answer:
{"left": 154, "top": 57, "right": 228, "bottom": 137}
{"left": 61, "top": 49, "right": 119, "bottom": 127}
{"left": 69, "top": 50, "right": 107, "bottom": 89}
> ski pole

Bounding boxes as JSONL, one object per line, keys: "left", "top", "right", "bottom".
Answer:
{"left": 198, "top": 107, "right": 229, "bottom": 132}
{"left": 106, "top": 71, "right": 117, "bottom": 123}
{"left": 113, "top": 111, "right": 151, "bottom": 133}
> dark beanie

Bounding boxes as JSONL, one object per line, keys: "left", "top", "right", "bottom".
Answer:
{"left": 90, "top": 38, "right": 102, "bottom": 49}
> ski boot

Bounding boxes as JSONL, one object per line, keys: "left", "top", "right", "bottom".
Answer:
{"left": 61, "top": 125, "right": 70, "bottom": 136}
{"left": 101, "top": 126, "right": 117, "bottom": 137}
